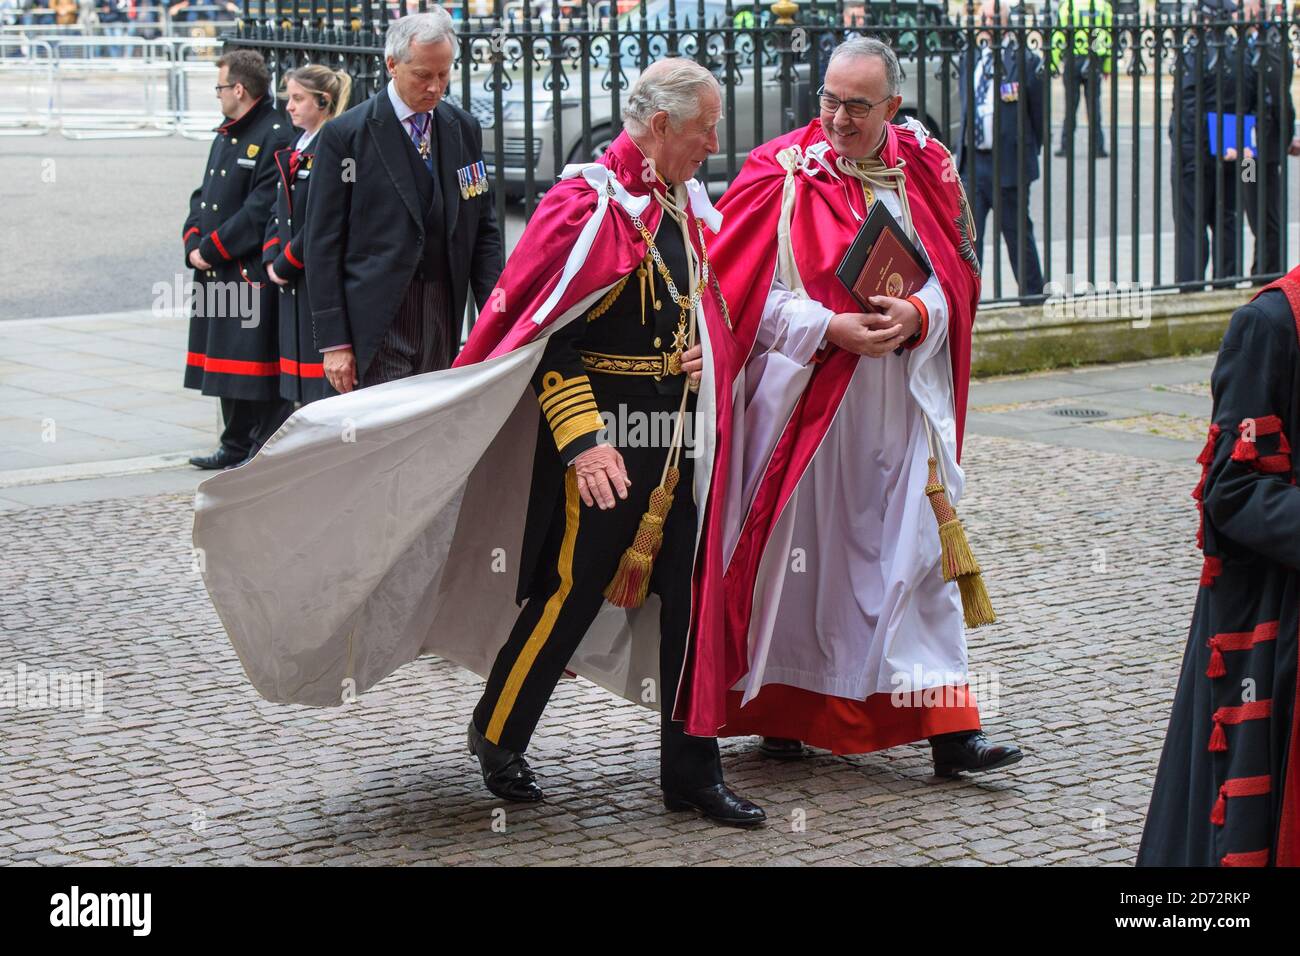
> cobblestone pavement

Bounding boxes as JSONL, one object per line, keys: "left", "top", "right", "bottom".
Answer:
{"left": 0, "top": 423, "right": 1204, "bottom": 865}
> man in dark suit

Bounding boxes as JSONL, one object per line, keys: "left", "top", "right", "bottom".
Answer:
{"left": 1242, "top": 0, "right": 1299, "bottom": 279}
{"left": 304, "top": 8, "right": 504, "bottom": 392}
{"left": 957, "top": 2, "right": 1046, "bottom": 297}
{"left": 1170, "top": 0, "right": 1248, "bottom": 286}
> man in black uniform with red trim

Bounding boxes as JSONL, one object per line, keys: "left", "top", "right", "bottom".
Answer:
{"left": 1139, "top": 264, "right": 1300, "bottom": 866}
{"left": 184, "top": 49, "right": 295, "bottom": 470}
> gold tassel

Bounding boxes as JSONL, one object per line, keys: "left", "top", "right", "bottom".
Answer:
{"left": 924, "top": 456, "right": 995, "bottom": 628}
{"left": 604, "top": 467, "right": 680, "bottom": 608}
{"left": 957, "top": 574, "right": 996, "bottom": 629}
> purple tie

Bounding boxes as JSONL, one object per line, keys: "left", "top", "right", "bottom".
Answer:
{"left": 408, "top": 113, "right": 432, "bottom": 172}
{"left": 408, "top": 113, "right": 428, "bottom": 146}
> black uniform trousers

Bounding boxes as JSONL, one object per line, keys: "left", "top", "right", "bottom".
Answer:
{"left": 218, "top": 397, "right": 292, "bottom": 460}
{"left": 971, "top": 152, "right": 1045, "bottom": 297}
{"left": 1060, "top": 59, "right": 1105, "bottom": 154}
{"left": 1244, "top": 160, "right": 1285, "bottom": 278}
{"left": 472, "top": 384, "right": 723, "bottom": 792}
{"left": 1173, "top": 151, "right": 1240, "bottom": 285}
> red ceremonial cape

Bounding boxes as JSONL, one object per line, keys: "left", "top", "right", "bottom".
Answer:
{"left": 702, "top": 119, "right": 983, "bottom": 750}
{"left": 454, "top": 132, "right": 742, "bottom": 736}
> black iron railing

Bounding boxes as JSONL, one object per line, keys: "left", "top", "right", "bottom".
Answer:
{"left": 223, "top": 1, "right": 1300, "bottom": 303}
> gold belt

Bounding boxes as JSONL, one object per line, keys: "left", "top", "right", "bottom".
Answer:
{"left": 578, "top": 349, "right": 683, "bottom": 381}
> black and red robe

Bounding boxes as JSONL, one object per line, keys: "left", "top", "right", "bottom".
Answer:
{"left": 264, "top": 139, "right": 331, "bottom": 403}
{"left": 182, "top": 98, "right": 294, "bottom": 402}
{"left": 1138, "top": 266, "right": 1300, "bottom": 867}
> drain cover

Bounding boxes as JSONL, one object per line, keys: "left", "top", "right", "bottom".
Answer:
{"left": 1050, "top": 407, "right": 1110, "bottom": 420}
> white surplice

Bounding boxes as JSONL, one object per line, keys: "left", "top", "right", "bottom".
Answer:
{"left": 735, "top": 180, "right": 971, "bottom": 705}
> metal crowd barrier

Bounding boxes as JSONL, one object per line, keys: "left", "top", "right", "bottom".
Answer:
{"left": 0, "top": 37, "right": 54, "bottom": 135}
{"left": 0, "top": 33, "right": 223, "bottom": 137}
{"left": 170, "top": 36, "right": 224, "bottom": 139}
{"left": 50, "top": 35, "right": 178, "bottom": 138}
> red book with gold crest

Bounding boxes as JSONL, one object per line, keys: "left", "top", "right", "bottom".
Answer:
{"left": 835, "top": 201, "right": 932, "bottom": 310}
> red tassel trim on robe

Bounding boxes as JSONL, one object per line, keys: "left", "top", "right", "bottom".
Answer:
{"left": 1206, "top": 620, "right": 1280, "bottom": 678}
{"left": 1200, "top": 555, "right": 1223, "bottom": 588}
{"left": 1208, "top": 699, "right": 1273, "bottom": 753}
{"left": 1192, "top": 424, "right": 1220, "bottom": 552}
{"left": 1230, "top": 415, "right": 1291, "bottom": 474}
{"left": 1210, "top": 775, "right": 1271, "bottom": 826}
{"left": 1221, "top": 849, "right": 1270, "bottom": 867}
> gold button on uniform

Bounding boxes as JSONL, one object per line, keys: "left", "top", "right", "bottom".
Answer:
{"left": 653, "top": 336, "right": 662, "bottom": 347}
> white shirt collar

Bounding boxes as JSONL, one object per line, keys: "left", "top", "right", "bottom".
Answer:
{"left": 295, "top": 127, "right": 318, "bottom": 150}
{"left": 386, "top": 80, "right": 425, "bottom": 126}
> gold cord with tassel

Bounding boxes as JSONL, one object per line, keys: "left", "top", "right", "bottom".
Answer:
{"left": 604, "top": 463, "right": 679, "bottom": 607}
{"left": 922, "top": 431, "right": 995, "bottom": 628}
{"left": 604, "top": 186, "right": 700, "bottom": 608}
{"left": 604, "top": 384, "right": 690, "bottom": 607}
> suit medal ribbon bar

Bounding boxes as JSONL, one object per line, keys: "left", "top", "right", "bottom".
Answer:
{"left": 458, "top": 160, "right": 488, "bottom": 199}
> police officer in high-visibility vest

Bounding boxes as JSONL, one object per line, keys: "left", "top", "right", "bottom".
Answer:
{"left": 1050, "top": 0, "right": 1112, "bottom": 158}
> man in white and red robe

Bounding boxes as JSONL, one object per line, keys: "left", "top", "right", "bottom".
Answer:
{"left": 703, "top": 37, "right": 1023, "bottom": 774}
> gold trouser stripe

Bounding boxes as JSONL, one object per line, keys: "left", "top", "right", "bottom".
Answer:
{"left": 485, "top": 467, "right": 582, "bottom": 744}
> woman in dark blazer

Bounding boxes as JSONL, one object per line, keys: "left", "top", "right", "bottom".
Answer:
{"left": 263, "top": 65, "right": 352, "bottom": 404}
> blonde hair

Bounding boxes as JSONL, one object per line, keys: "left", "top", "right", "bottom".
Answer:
{"left": 280, "top": 65, "right": 353, "bottom": 121}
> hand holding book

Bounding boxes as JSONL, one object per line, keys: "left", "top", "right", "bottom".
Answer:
{"left": 827, "top": 203, "right": 932, "bottom": 357}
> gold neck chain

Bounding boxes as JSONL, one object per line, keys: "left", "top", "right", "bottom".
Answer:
{"left": 601, "top": 181, "right": 733, "bottom": 334}
{"left": 629, "top": 211, "right": 708, "bottom": 332}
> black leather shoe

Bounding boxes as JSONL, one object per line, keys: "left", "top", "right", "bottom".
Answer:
{"left": 189, "top": 447, "right": 245, "bottom": 470}
{"left": 758, "top": 736, "right": 807, "bottom": 760}
{"left": 663, "top": 783, "right": 766, "bottom": 827}
{"left": 467, "top": 721, "right": 543, "bottom": 802}
{"left": 930, "top": 730, "right": 1023, "bottom": 777}
{"left": 1053, "top": 146, "right": 1068, "bottom": 157}
{"left": 1094, "top": 147, "right": 1109, "bottom": 158}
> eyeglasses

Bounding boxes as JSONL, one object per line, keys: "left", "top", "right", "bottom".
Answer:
{"left": 817, "top": 86, "right": 889, "bottom": 119}
{"left": 214, "top": 84, "right": 236, "bottom": 92}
